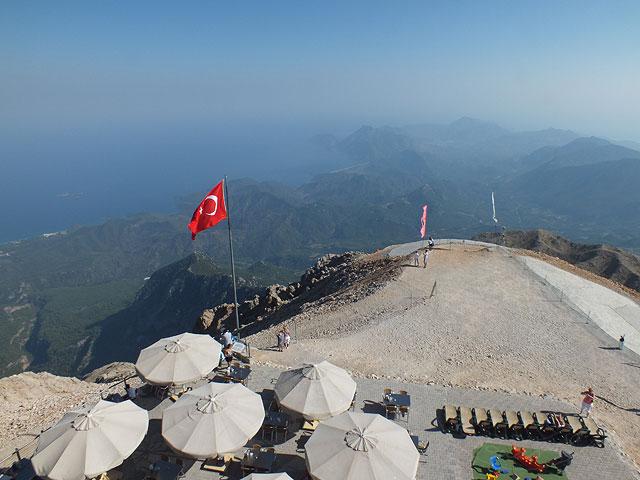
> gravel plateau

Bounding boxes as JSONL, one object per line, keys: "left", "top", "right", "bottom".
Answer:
{"left": 248, "top": 244, "right": 640, "bottom": 470}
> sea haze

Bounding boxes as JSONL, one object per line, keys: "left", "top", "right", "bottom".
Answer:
{"left": 0, "top": 121, "right": 347, "bottom": 243}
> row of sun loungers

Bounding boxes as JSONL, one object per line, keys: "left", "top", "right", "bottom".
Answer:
{"left": 443, "top": 405, "right": 606, "bottom": 447}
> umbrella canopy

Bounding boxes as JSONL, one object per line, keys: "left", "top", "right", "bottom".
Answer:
{"left": 274, "top": 361, "right": 356, "bottom": 421}
{"left": 240, "top": 474, "right": 294, "bottom": 480}
{"left": 305, "top": 411, "right": 419, "bottom": 480}
{"left": 31, "top": 400, "right": 148, "bottom": 480}
{"left": 162, "top": 382, "right": 264, "bottom": 458}
{"left": 135, "top": 332, "right": 222, "bottom": 386}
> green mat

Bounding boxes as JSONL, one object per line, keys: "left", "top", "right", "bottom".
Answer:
{"left": 472, "top": 442, "right": 569, "bottom": 479}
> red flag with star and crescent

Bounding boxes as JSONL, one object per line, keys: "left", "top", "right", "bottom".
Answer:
{"left": 188, "top": 180, "right": 228, "bottom": 240}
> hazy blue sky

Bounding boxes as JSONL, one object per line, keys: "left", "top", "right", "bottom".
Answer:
{"left": 2, "top": 0, "right": 639, "bottom": 139}
{"left": 1, "top": 1, "right": 640, "bottom": 242}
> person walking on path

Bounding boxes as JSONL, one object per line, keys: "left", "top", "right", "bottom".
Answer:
{"left": 428, "top": 237, "right": 435, "bottom": 250}
{"left": 580, "top": 387, "right": 595, "bottom": 417}
{"left": 413, "top": 251, "right": 419, "bottom": 266}
{"left": 423, "top": 249, "right": 429, "bottom": 268}
{"left": 619, "top": 335, "right": 625, "bottom": 350}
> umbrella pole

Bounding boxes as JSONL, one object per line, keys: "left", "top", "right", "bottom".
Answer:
{"left": 225, "top": 175, "right": 241, "bottom": 338}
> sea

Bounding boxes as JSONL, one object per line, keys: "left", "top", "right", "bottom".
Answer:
{"left": 0, "top": 122, "right": 344, "bottom": 244}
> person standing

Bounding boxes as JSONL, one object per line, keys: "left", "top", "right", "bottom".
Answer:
{"left": 276, "top": 329, "right": 284, "bottom": 352}
{"left": 580, "top": 387, "right": 595, "bottom": 417}
{"left": 124, "top": 382, "right": 137, "bottom": 400}
{"left": 283, "top": 327, "right": 291, "bottom": 349}
{"left": 428, "top": 237, "right": 435, "bottom": 250}
{"left": 619, "top": 335, "right": 625, "bottom": 350}
{"left": 413, "top": 251, "right": 419, "bottom": 266}
{"left": 222, "top": 328, "right": 233, "bottom": 348}
{"left": 423, "top": 249, "right": 428, "bottom": 268}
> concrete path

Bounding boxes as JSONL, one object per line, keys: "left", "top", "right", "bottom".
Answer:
{"left": 518, "top": 255, "right": 640, "bottom": 356}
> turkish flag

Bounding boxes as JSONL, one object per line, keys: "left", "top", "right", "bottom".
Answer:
{"left": 188, "top": 180, "right": 228, "bottom": 240}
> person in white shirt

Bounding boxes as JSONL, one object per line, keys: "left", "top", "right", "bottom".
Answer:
{"left": 124, "top": 382, "right": 137, "bottom": 400}
{"left": 222, "top": 329, "right": 233, "bottom": 348}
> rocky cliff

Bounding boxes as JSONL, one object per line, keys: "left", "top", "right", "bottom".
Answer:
{"left": 194, "top": 251, "right": 404, "bottom": 338}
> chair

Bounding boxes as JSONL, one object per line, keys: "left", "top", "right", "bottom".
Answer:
{"left": 488, "top": 409, "right": 507, "bottom": 438}
{"left": 252, "top": 444, "right": 262, "bottom": 451}
{"left": 350, "top": 391, "right": 357, "bottom": 411}
{"left": 161, "top": 455, "right": 169, "bottom": 462}
{"left": 459, "top": 407, "right": 475, "bottom": 435}
{"left": 201, "top": 454, "right": 233, "bottom": 473}
{"left": 275, "top": 420, "right": 288, "bottom": 441}
{"left": 399, "top": 390, "right": 407, "bottom": 395}
{"left": 302, "top": 419, "right": 319, "bottom": 431}
{"left": 266, "top": 447, "right": 275, "bottom": 453}
{"left": 473, "top": 407, "right": 491, "bottom": 435}
{"left": 385, "top": 404, "right": 397, "bottom": 419}
{"left": 261, "top": 424, "right": 275, "bottom": 441}
{"left": 505, "top": 410, "right": 523, "bottom": 439}
{"left": 444, "top": 405, "right": 460, "bottom": 433}
{"left": 399, "top": 405, "right": 410, "bottom": 422}
{"left": 417, "top": 440, "right": 429, "bottom": 454}
{"left": 583, "top": 417, "right": 607, "bottom": 447}
{"left": 384, "top": 388, "right": 392, "bottom": 395}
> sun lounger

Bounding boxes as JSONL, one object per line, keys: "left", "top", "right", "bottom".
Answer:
{"left": 519, "top": 411, "right": 539, "bottom": 439}
{"left": 488, "top": 409, "right": 507, "bottom": 437}
{"left": 472, "top": 407, "right": 491, "bottom": 435}
{"left": 582, "top": 417, "right": 607, "bottom": 447}
{"left": 565, "top": 415, "right": 583, "bottom": 435}
{"left": 505, "top": 410, "right": 524, "bottom": 439}
{"left": 459, "top": 407, "right": 475, "bottom": 435}
{"left": 444, "top": 405, "right": 460, "bottom": 432}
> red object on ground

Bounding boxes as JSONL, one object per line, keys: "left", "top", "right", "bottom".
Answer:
{"left": 512, "top": 445, "right": 546, "bottom": 473}
{"left": 188, "top": 180, "right": 227, "bottom": 239}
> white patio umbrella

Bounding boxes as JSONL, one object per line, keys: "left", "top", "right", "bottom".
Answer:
{"left": 162, "top": 382, "right": 264, "bottom": 458}
{"left": 135, "top": 332, "right": 222, "bottom": 386}
{"left": 274, "top": 361, "right": 356, "bottom": 421}
{"left": 240, "top": 474, "right": 293, "bottom": 480}
{"left": 305, "top": 412, "right": 419, "bottom": 480}
{"left": 31, "top": 400, "right": 148, "bottom": 480}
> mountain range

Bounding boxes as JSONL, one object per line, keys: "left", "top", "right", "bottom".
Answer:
{"left": 1, "top": 117, "right": 639, "bottom": 378}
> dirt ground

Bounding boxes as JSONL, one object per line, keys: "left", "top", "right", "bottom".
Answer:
{"left": 248, "top": 244, "right": 640, "bottom": 470}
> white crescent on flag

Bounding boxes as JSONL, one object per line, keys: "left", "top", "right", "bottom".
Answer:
{"left": 204, "top": 195, "right": 218, "bottom": 215}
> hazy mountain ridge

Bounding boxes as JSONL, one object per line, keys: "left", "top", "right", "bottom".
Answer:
{"left": 83, "top": 252, "right": 261, "bottom": 373}
{"left": 2, "top": 117, "right": 640, "bottom": 378}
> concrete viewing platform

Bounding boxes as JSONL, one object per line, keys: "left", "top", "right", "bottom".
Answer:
{"left": 118, "top": 364, "right": 639, "bottom": 480}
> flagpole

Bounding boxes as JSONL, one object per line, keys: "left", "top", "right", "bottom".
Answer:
{"left": 224, "top": 175, "right": 241, "bottom": 339}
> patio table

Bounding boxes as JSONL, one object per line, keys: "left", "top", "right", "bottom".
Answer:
{"left": 384, "top": 393, "right": 411, "bottom": 408}
{"left": 149, "top": 460, "right": 182, "bottom": 480}
{"left": 228, "top": 365, "right": 251, "bottom": 384}
{"left": 241, "top": 449, "right": 277, "bottom": 473}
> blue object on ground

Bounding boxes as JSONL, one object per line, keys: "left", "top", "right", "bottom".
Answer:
{"left": 489, "top": 456, "right": 502, "bottom": 471}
